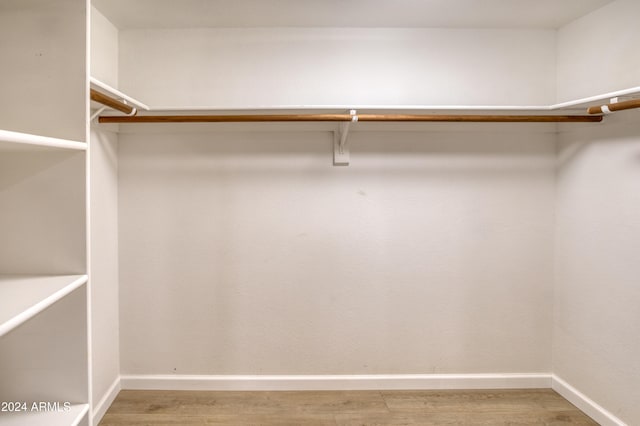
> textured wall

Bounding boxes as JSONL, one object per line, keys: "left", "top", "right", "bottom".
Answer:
{"left": 0, "top": 0, "right": 86, "bottom": 141}
{"left": 557, "top": 0, "right": 640, "bottom": 102}
{"left": 119, "top": 28, "right": 556, "bottom": 107}
{"left": 118, "top": 127, "right": 555, "bottom": 375}
{"left": 0, "top": 150, "right": 85, "bottom": 274}
{"left": 555, "top": 113, "right": 640, "bottom": 425}
{"left": 91, "top": 6, "right": 119, "bottom": 88}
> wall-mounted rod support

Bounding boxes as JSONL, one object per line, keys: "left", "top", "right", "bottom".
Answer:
{"left": 587, "top": 98, "right": 640, "bottom": 115}
{"left": 334, "top": 110, "right": 357, "bottom": 166}
{"left": 90, "top": 107, "right": 107, "bottom": 122}
{"left": 98, "top": 114, "right": 602, "bottom": 124}
{"left": 90, "top": 89, "right": 137, "bottom": 116}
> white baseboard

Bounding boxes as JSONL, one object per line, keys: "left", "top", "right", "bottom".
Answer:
{"left": 120, "top": 373, "right": 551, "bottom": 391}
{"left": 552, "top": 375, "right": 627, "bottom": 426}
{"left": 92, "top": 376, "right": 121, "bottom": 426}
{"left": 91, "top": 373, "right": 630, "bottom": 426}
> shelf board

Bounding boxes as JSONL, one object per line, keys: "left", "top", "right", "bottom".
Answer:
{"left": 0, "top": 403, "right": 88, "bottom": 426}
{"left": 0, "top": 129, "right": 86, "bottom": 152}
{"left": 90, "top": 77, "right": 150, "bottom": 111}
{"left": 0, "top": 275, "right": 88, "bottom": 338}
{"left": 89, "top": 78, "right": 640, "bottom": 121}
{"left": 110, "top": 86, "right": 640, "bottom": 115}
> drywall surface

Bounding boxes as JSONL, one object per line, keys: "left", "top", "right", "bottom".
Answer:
{"left": 0, "top": 286, "right": 87, "bottom": 402}
{"left": 118, "top": 127, "right": 555, "bottom": 375}
{"left": 557, "top": 0, "right": 640, "bottom": 102}
{"left": 89, "top": 128, "right": 120, "bottom": 410}
{"left": 555, "top": 113, "right": 640, "bottom": 425}
{"left": 91, "top": 6, "right": 119, "bottom": 88}
{"left": 119, "top": 28, "right": 556, "bottom": 107}
{"left": 0, "top": 150, "right": 86, "bottom": 274}
{"left": 0, "top": 0, "right": 86, "bottom": 141}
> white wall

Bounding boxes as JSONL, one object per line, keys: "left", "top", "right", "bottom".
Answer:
{"left": 0, "top": 0, "right": 86, "bottom": 141}
{"left": 118, "top": 126, "right": 555, "bottom": 375}
{"left": 555, "top": 112, "right": 640, "bottom": 425}
{"left": 91, "top": 6, "right": 119, "bottom": 88}
{"left": 557, "top": 0, "right": 640, "bottom": 102}
{"left": 0, "top": 149, "right": 86, "bottom": 274}
{"left": 119, "top": 28, "right": 556, "bottom": 107}
{"left": 553, "top": 2, "right": 640, "bottom": 423}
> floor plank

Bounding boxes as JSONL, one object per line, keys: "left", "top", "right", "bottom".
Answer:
{"left": 99, "top": 389, "right": 598, "bottom": 425}
{"left": 105, "top": 390, "right": 387, "bottom": 416}
{"left": 100, "top": 413, "right": 337, "bottom": 426}
{"left": 380, "top": 389, "right": 578, "bottom": 412}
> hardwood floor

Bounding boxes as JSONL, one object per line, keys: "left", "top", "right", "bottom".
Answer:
{"left": 99, "top": 389, "right": 598, "bottom": 425}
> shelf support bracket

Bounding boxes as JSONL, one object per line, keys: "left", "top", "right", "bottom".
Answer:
{"left": 333, "top": 109, "right": 357, "bottom": 166}
{"left": 90, "top": 107, "right": 107, "bottom": 122}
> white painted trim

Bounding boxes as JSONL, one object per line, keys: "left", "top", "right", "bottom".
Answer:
{"left": 121, "top": 373, "right": 551, "bottom": 391}
{"left": 552, "top": 375, "right": 627, "bottom": 426}
{"left": 92, "top": 376, "right": 121, "bottom": 426}
{"left": 85, "top": 4, "right": 94, "bottom": 422}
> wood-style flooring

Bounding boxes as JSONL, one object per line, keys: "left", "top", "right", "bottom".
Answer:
{"left": 99, "top": 389, "right": 598, "bottom": 425}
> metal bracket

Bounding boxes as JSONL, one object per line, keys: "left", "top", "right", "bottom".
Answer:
{"left": 610, "top": 96, "right": 636, "bottom": 104}
{"left": 90, "top": 106, "right": 107, "bottom": 122}
{"left": 333, "top": 109, "right": 357, "bottom": 166}
{"left": 122, "top": 99, "right": 138, "bottom": 116}
{"left": 90, "top": 98, "right": 137, "bottom": 123}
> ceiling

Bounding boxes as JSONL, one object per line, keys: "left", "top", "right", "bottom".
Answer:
{"left": 93, "top": 0, "right": 614, "bottom": 30}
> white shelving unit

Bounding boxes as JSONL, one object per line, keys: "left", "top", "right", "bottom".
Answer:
{"left": 0, "top": 282, "right": 88, "bottom": 425}
{"left": 0, "top": 404, "right": 89, "bottom": 426}
{"left": 0, "top": 0, "right": 89, "bottom": 424}
{"left": 0, "top": 275, "right": 88, "bottom": 338}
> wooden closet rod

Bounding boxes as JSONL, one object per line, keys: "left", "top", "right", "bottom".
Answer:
{"left": 90, "top": 89, "right": 136, "bottom": 115}
{"left": 98, "top": 114, "right": 602, "bottom": 124}
{"left": 587, "top": 98, "right": 640, "bottom": 115}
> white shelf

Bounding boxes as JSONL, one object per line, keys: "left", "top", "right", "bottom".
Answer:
{"left": 0, "top": 275, "right": 88, "bottom": 338}
{"left": 0, "top": 403, "right": 89, "bottom": 426}
{"left": 89, "top": 77, "right": 640, "bottom": 120}
{"left": 118, "top": 86, "right": 640, "bottom": 115}
{"left": 0, "top": 129, "right": 86, "bottom": 151}
{"left": 90, "top": 77, "right": 150, "bottom": 111}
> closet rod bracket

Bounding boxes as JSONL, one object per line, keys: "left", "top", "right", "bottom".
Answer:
{"left": 90, "top": 107, "right": 107, "bottom": 122}
{"left": 333, "top": 109, "right": 357, "bottom": 166}
{"left": 602, "top": 96, "right": 636, "bottom": 114}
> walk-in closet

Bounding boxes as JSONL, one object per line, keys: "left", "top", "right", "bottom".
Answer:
{"left": 1, "top": 0, "right": 638, "bottom": 424}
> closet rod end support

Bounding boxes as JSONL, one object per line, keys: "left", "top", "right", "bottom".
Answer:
{"left": 333, "top": 128, "right": 350, "bottom": 166}
{"left": 333, "top": 110, "right": 356, "bottom": 166}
